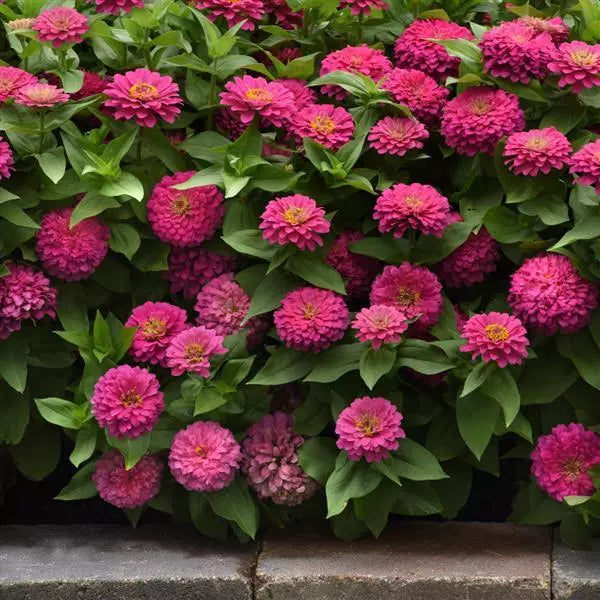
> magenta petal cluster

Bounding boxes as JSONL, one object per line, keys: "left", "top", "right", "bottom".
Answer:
{"left": 508, "top": 253, "right": 599, "bottom": 335}
{"left": 339, "top": 0, "right": 387, "bottom": 14}
{"left": 147, "top": 172, "right": 224, "bottom": 247}
{"left": 15, "top": 83, "right": 68, "bottom": 107}
{"left": 548, "top": 41, "right": 600, "bottom": 93}
{"left": 437, "top": 228, "right": 500, "bottom": 288}
{"left": 504, "top": 127, "right": 572, "bottom": 176}
{"left": 0, "top": 137, "right": 14, "bottom": 179}
{"left": 259, "top": 194, "right": 330, "bottom": 251}
{"left": 520, "top": 16, "right": 569, "bottom": 43}
{"left": 569, "top": 139, "right": 600, "bottom": 193}
{"left": 35, "top": 208, "right": 110, "bottom": 281}
{"left": 531, "top": 423, "right": 600, "bottom": 501}
{"left": 242, "top": 412, "right": 318, "bottom": 506}
{"left": 93, "top": 450, "right": 162, "bottom": 509}
{"left": 352, "top": 305, "right": 408, "bottom": 349}
{"left": 292, "top": 104, "right": 355, "bottom": 150}
{"left": 460, "top": 311, "right": 529, "bottom": 368}
{"left": 441, "top": 86, "right": 525, "bottom": 156}
{"left": 274, "top": 287, "right": 349, "bottom": 352}
{"left": 262, "top": 0, "right": 302, "bottom": 29}
{"left": 0, "top": 262, "right": 56, "bottom": 339}
{"left": 71, "top": 70, "right": 109, "bottom": 99}
{"left": 91, "top": 365, "right": 164, "bottom": 439}
{"left": 104, "top": 68, "right": 182, "bottom": 127}
{"left": 278, "top": 78, "right": 317, "bottom": 109}
{"left": 168, "top": 421, "right": 241, "bottom": 492}
{"left": 166, "top": 325, "right": 228, "bottom": 377}
{"left": 125, "top": 301, "right": 188, "bottom": 367}
{"left": 33, "top": 7, "right": 88, "bottom": 48}
{"left": 0, "top": 66, "right": 36, "bottom": 102}
{"left": 368, "top": 117, "right": 429, "bottom": 157}
{"left": 196, "top": 0, "right": 265, "bottom": 31}
{"left": 374, "top": 182, "right": 451, "bottom": 238}
{"left": 336, "top": 396, "right": 405, "bottom": 462}
{"left": 93, "top": 0, "right": 144, "bottom": 14}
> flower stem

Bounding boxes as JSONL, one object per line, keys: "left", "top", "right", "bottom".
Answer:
{"left": 38, "top": 111, "right": 46, "bottom": 154}
{"left": 207, "top": 61, "right": 217, "bottom": 129}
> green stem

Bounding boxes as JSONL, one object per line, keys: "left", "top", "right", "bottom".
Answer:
{"left": 57, "top": 48, "right": 67, "bottom": 72}
{"left": 357, "top": 13, "right": 363, "bottom": 43}
{"left": 142, "top": 30, "right": 153, "bottom": 70}
{"left": 207, "top": 61, "right": 217, "bottom": 130}
{"left": 38, "top": 111, "right": 46, "bottom": 154}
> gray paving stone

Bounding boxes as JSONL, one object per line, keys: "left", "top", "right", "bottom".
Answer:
{"left": 256, "top": 521, "right": 551, "bottom": 600}
{"left": 0, "top": 524, "right": 255, "bottom": 600}
{"left": 553, "top": 535, "right": 600, "bottom": 599}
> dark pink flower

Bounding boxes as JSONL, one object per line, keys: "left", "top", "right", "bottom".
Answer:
{"left": 504, "top": 127, "right": 571, "bottom": 176}
{"left": 340, "top": 0, "right": 387, "bottom": 15}
{"left": 262, "top": 0, "right": 302, "bottom": 28}
{"left": 196, "top": 0, "right": 265, "bottom": 31}
{"left": 570, "top": 139, "right": 600, "bottom": 193}
{"left": 166, "top": 326, "right": 228, "bottom": 377}
{"left": 548, "top": 41, "right": 600, "bottom": 93}
{"left": 215, "top": 107, "right": 248, "bottom": 140}
{"left": 71, "top": 71, "right": 109, "bottom": 99}
{"left": 368, "top": 116, "right": 428, "bottom": 157}
{"left": 519, "top": 16, "right": 569, "bottom": 44}
{"left": 33, "top": 7, "right": 88, "bottom": 47}
{"left": 352, "top": 305, "right": 408, "bottom": 349}
{"left": 93, "top": 0, "right": 144, "bottom": 15}
{"left": 291, "top": 103, "right": 354, "bottom": 150}
{"left": 14, "top": 83, "right": 69, "bottom": 107}
{"left": 0, "top": 66, "right": 37, "bottom": 103}
{"left": 278, "top": 78, "right": 317, "bottom": 109}
{"left": 0, "top": 137, "right": 14, "bottom": 179}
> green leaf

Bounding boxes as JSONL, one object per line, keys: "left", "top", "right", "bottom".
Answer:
{"left": 354, "top": 479, "right": 401, "bottom": 538}
{"left": 222, "top": 229, "right": 275, "bottom": 260}
{"left": 287, "top": 253, "right": 346, "bottom": 294}
{"left": 550, "top": 217, "right": 600, "bottom": 250}
{"left": 519, "top": 354, "right": 578, "bottom": 405}
{"left": 70, "top": 192, "right": 120, "bottom": 227}
{"left": 304, "top": 343, "right": 364, "bottom": 383}
{"left": 359, "top": 346, "right": 396, "bottom": 390}
{"left": 35, "top": 397, "right": 83, "bottom": 429}
{"left": 219, "top": 357, "right": 255, "bottom": 387}
{"left": 100, "top": 171, "right": 144, "bottom": 201}
{"left": 560, "top": 514, "right": 593, "bottom": 550}
{"left": 392, "top": 439, "right": 448, "bottom": 481}
{"left": 461, "top": 361, "right": 495, "bottom": 397}
{"left": 107, "top": 432, "right": 151, "bottom": 470}
{"left": 55, "top": 461, "right": 98, "bottom": 501}
{"left": 0, "top": 335, "right": 28, "bottom": 392}
{"left": 206, "top": 476, "right": 258, "bottom": 539}
{"left": 540, "top": 102, "right": 586, "bottom": 134}
{"left": 35, "top": 148, "right": 66, "bottom": 183}
{"left": 0, "top": 203, "right": 39, "bottom": 229}
{"left": 58, "top": 68, "right": 84, "bottom": 94}
{"left": 194, "top": 388, "right": 229, "bottom": 415}
{"left": 248, "top": 347, "right": 316, "bottom": 385}
{"left": 227, "top": 121, "right": 262, "bottom": 158}
{"left": 483, "top": 206, "right": 531, "bottom": 243}
{"left": 109, "top": 223, "right": 141, "bottom": 260}
{"left": 297, "top": 437, "right": 338, "bottom": 484}
{"left": 292, "top": 393, "right": 329, "bottom": 435}
{"left": 556, "top": 330, "right": 600, "bottom": 391}
{"left": 70, "top": 427, "right": 97, "bottom": 467}
{"left": 10, "top": 419, "right": 60, "bottom": 481}
{"left": 432, "top": 38, "right": 482, "bottom": 64}
{"left": 480, "top": 367, "right": 520, "bottom": 426}
{"left": 0, "top": 382, "right": 30, "bottom": 444}
{"left": 189, "top": 493, "right": 228, "bottom": 539}
{"left": 245, "top": 268, "right": 297, "bottom": 321}
{"left": 456, "top": 392, "right": 500, "bottom": 460}
{"left": 132, "top": 240, "right": 170, "bottom": 272}
{"left": 396, "top": 339, "right": 455, "bottom": 375}
{"left": 392, "top": 480, "right": 443, "bottom": 515}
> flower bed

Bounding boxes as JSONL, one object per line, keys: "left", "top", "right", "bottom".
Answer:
{"left": 0, "top": 0, "right": 600, "bottom": 547}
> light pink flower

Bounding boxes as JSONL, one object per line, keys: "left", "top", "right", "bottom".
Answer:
{"left": 570, "top": 139, "right": 600, "bottom": 193}
{"left": 291, "top": 103, "right": 354, "bottom": 150}
{"left": 33, "top": 7, "right": 88, "bottom": 47}
{"left": 166, "top": 326, "right": 228, "bottom": 377}
{"left": 0, "top": 67, "right": 37, "bottom": 103}
{"left": 548, "top": 41, "right": 600, "bottom": 93}
{"left": 352, "top": 305, "right": 408, "bottom": 349}
{"left": 14, "top": 83, "right": 69, "bottom": 107}
{"left": 368, "top": 116, "right": 428, "bottom": 157}
{"left": 6, "top": 18, "right": 36, "bottom": 31}
{"left": 196, "top": 0, "right": 265, "bottom": 31}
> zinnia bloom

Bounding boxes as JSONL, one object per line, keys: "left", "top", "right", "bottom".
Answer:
{"left": 6, "top": 18, "right": 36, "bottom": 30}
{"left": 0, "top": 66, "right": 37, "bottom": 103}
{"left": 166, "top": 247, "right": 235, "bottom": 299}
{"left": 531, "top": 423, "right": 600, "bottom": 501}
{"left": 336, "top": 396, "right": 405, "bottom": 462}
{"left": 437, "top": 228, "right": 500, "bottom": 288}
{"left": 368, "top": 116, "right": 429, "bottom": 157}
{"left": 262, "top": 0, "right": 302, "bottom": 29}
{"left": 0, "top": 137, "right": 14, "bottom": 179}
{"left": 370, "top": 263, "right": 443, "bottom": 332}
{"left": 339, "top": 0, "right": 387, "bottom": 15}
{"left": 196, "top": 0, "right": 265, "bottom": 31}
{"left": 508, "top": 253, "right": 599, "bottom": 335}
{"left": 291, "top": 104, "right": 354, "bottom": 150}
{"left": 259, "top": 194, "right": 330, "bottom": 251}
{"left": 519, "top": 16, "right": 569, "bottom": 44}
{"left": 326, "top": 231, "right": 381, "bottom": 299}
{"left": 320, "top": 45, "right": 392, "bottom": 99}
{"left": 570, "top": 139, "right": 600, "bottom": 193}
{"left": 93, "top": 450, "right": 162, "bottom": 509}
{"left": 278, "top": 78, "right": 317, "bottom": 109}
{"left": 352, "top": 305, "right": 408, "bottom": 349}
{"left": 33, "top": 7, "right": 88, "bottom": 48}
{"left": 393, "top": 19, "right": 474, "bottom": 81}
{"left": 147, "top": 172, "right": 224, "bottom": 247}
{"left": 14, "top": 83, "right": 69, "bottom": 107}
{"left": 441, "top": 86, "right": 525, "bottom": 156}
{"left": 0, "top": 262, "right": 56, "bottom": 339}
{"left": 220, "top": 75, "right": 294, "bottom": 127}
{"left": 242, "top": 412, "right": 318, "bottom": 506}
{"left": 168, "top": 421, "right": 242, "bottom": 492}
{"left": 91, "top": 365, "right": 164, "bottom": 439}
{"left": 93, "top": 0, "right": 144, "bottom": 15}
{"left": 215, "top": 107, "right": 248, "bottom": 140}
{"left": 504, "top": 127, "right": 572, "bottom": 176}
{"left": 274, "top": 287, "right": 349, "bottom": 352}
{"left": 460, "top": 311, "right": 529, "bottom": 367}
{"left": 481, "top": 21, "right": 554, "bottom": 84}
{"left": 382, "top": 68, "right": 449, "bottom": 125}
{"left": 374, "top": 182, "right": 451, "bottom": 238}
{"left": 104, "top": 68, "right": 182, "bottom": 127}
{"left": 35, "top": 208, "right": 110, "bottom": 281}
{"left": 165, "top": 326, "right": 228, "bottom": 377}
{"left": 125, "top": 301, "right": 188, "bottom": 367}
{"left": 548, "top": 41, "right": 600, "bottom": 93}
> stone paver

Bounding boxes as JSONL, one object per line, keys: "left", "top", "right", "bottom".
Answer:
{"left": 553, "top": 535, "right": 600, "bottom": 599}
{"left": 256, "top": 522, "right": 551, "bottom": 600}
{"left": 0, "top": 524, "right": 255, "bottom": 600}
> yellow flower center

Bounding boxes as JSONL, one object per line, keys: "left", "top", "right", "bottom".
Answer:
{"left": 194, "top": 445, "right": 207, "bottom": 458}
{"left": 24, "top": 85, "right": 58, "bottom": 103}
{"left": 371, "top": 314, "right": 391, "bottom": 329}
{"left": 142, "top": 318, "right": 167, "bottom": 340}
{"left": 562, "top": 458, "right": 584, "bottom": 481}
{"left": 484, "top": 323, "right": 510, "bottom": 343}
{"left": 129, "top": 82, "right": 159, "bottom": 101}
{"left": 310, "top": 115, "right": 336, "bottom": 135}
{"left": 184, "top": 343, "right": 206, "bottom": 364}
{"left": 303, "top": 302, "right": 318, "bottom": 320}
{"left": 283, "top": 206, "right": 307, "bottom": 225}
{"left": 397, "top": 287, "right": 420, "bottom": 307}
{"left": 524, "top": 135, "right": 549, "bottom": 151}
{"left": 569, "top": 49, "right": 598, "bottom": 67}
{"left": 469, "top": 98, "right": 491, "bottom": 116}
{"left": 171, "top": 195, "right": 190, "bottom": 216}
{"left": 403, "top": 195, "right": 423, "bottom": 209}
{"left": 120, "top": 389, "right": 142, "bottom": 407}
{"left": 355, "top": 413, "right": 380, "bottom": 437}
{"left": 245, "top": 87, "right": 272, "bottom": 102}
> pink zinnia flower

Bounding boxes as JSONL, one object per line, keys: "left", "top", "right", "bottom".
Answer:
{"left": 147, "top": 172, "right": 224, "bottom": 247}
{"left": 460, "top": 311, "right": 529, "bottom": 368}
{"left": 441, "top": 86, "right": 525, "bottom": 156}
{"left": 291, "top": 104, "right": 354, "bottom": 150}
{"left": 262, "top": 0, "right": 302, "bottom": 29}
{"left": 259, "top": 194, "right": 330, "bottom": 251}
{"left": 508, "top": 253, "right": 599, "bottom": 335}
{"left": 393, "top": 19, "right": 474, "bottom": 81}
{"left": 370, "top": 263, "right": 443, "bottom": 332}
{"left": 481, "top": 21, "right": 554, "bottom": 84}
{"left": 35, "top": 208, "right": 110, "bottom": 281}
{"left": 91, "top": 365, "right": 164, "bottom": 439}
{"left": 336, "top": 396, "right": 405, "bottom": 463}
{"left": 220, "top": 75, "right": 294, "bottom": 127}
{"left": 548, "top": 41, "right": 600, "bottom": 93}
{"left": 504, "top": 127, "right": 572, "bottom": 176}
{"left": 215, "top": 107, "right": 248, "bottom": 140}
{"left": 570, "top": 139, "right": 600, "bottom": 193}
{"left": 374, "top": 182, "right": 451, "bottom": 238}
{"left": 125, "top": 301, "right": 188, "bottom": 367}
{"left": 166, "top": 326, "right": 228, "bottom": 377}
{"left": 0, "top": 66, "right": 36, "bottom": 103}
{"left": 519, "top": 16, "right": 569, "bottom": 43}
{"left": 278, "top": 78, "right": 317, "bottom": 109}
{"left": 14, "top": 83, "right": 68, "bottom": 107}
{"left": 352, "top": 305, "right": 408, "bottom": 349}
{"left": 93, "top": 450, "right": 162, "bottom": 509}
{"left": 267, "top": 46, "right": 303, "bottom": 63}
{"left": 166, "top": 247, "right": 235, "bottom": 299}
{"left": 93, "top": 0, "right": 144, "bottom": 15}
{"left": 368, "top": 116, "right": 428, "bottom": 157}
{"left": 33, "top": 7, "right": 88, "bottom": 48}
{"left": 340, "top": 0, "right": 387, "bottom": 15}
{"left": 531, "top": 423, "right": 600, "bottom": 502}
{"left": 320, "top": 45, "right": 392, "bottom": 100}
{"left": 274, "top": 287, "right": 349, "bottom": 353}
{"left": 241, "top": 412, "right": 318, "bottom": 506}
{"left": 104, "top": 68, "right": 182, "bottom": 127}
{"left": 196, "top": 0, "right": 264, "bottom": 31}
{"left": 71, "top": 70, "right": 109, "bottom": 99}
{"left": 168, "top": 421, "right": 241, "bottom": 492}
{"left": 382, "top": 68, "right": 449, "bottom": 125}
{"left": 0, "top": 137, "right": 14, "bottom": 180}
{"left": 437, "top": 228, "right": 499, "bottom": 288}
{"left": 6, "top": 18, "right": 36, "bottom": 31}
{"left": 0, "top": 262, "right": 56, "bottom": 339}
